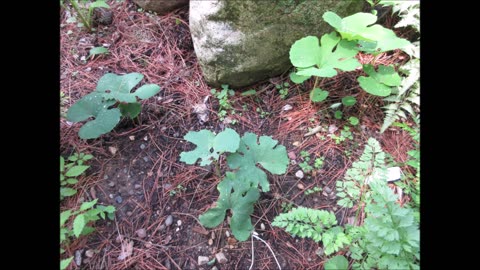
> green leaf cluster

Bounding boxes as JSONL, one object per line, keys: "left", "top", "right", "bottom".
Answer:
{"left": 211, "top": 84, "right": 235, "bottom": 122}
{"left": 60, "top": 199, "right": 115, "bottom": 268}
{"left": 289, "top": 10, "right": 411, "bottom": 103}
{"left": 60, "top": 153, "right": 93, "bottom": 200}
{"left": 336, "top": 138, "right": 386, "bottom": 208}
{"left": 66, "top": 72, "right": 161, "bottom": 139}
{"left": 351, "top": 179, "right": 420, "bottom": 270}
{"left": 180, "top": 129, "right": 289, "bottom": 241}
{"left": 272, "top": 207, "right": 350, "bottom": 255}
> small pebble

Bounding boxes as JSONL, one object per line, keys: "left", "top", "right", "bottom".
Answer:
{"left": 288, "top": 151, "right": 296, "bottom": 160}
{"left": 198, "top": 256, "right": 209, "bottom": 266}
{"left": 144, "top": 136, "right": 148, "bottom": 141}
{"left": 108, "top": 146, "right": 117, "bottom": 155}
{"left": 177, "top": 220, "right": 182, "bottom": 226}
{"left": 74, "top": 250, "right": 83, "bottom": 266}
{"left": 282, "top": 104, "right": 293, "bottom": 111}
{"left": 134, "top": 184, "right": 142, "bottom": 189}
{"left": 140, "top": 144, "right": 146, "bottom": 150}
{"left": 297, "top": 183, "right": 305, "bottom": 190}
{"left": 260, "top": 223, "right": 265, "bottom": 230}
{"left": 129, "top": 136, "right": 135, "bottom": 141}
{"left": 108, "top": 181, "right": 115, "bottom": 187}
{"left": 143, "top": 157, "right": 149, "bottom": 162}
{"left": 165, "top": 215, "right": 173, "bottom": 226}
{"left": 225, "top": 231, "right": 230, "bottom": 237}
{"left": 292, "top": 141, "right": 301, "bottom": 147}
{"left": 211, "top": 266, "right": 218, "bottom": 270}
{"left": 159, "top": 224, "right": 166, "bottom": 231}
{"left": 295, "top": 170, "right": 304, "bottom": 179}
{"left": 324, "top": 186, "right": 332, "bottom": 194}
{"left": 109, "top": 194, "right": 114, "bottom": 199}
{"left": 145, "top": 242, "right": 152, "bottom": 248}
{"left": 136, "top": 228, "right": 147, "bottom": 238}
{"left": 85, "top": 249, "right": 94, "bottom": 258}
{"left": 215, "top": 252, "right": 227, "bottom": 264}
{"left": 103, "top": 175, "right": 109, "bottom": 180}
{"left": 208, "top": 239, "right": 213, "bottom": 246}
{"left": 115, "top": 196, "right": 123, "bottom": 204}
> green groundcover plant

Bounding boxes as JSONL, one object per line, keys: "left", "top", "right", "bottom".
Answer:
{"left": 180, "top": 128, "right": 289, "bottom": 241}
{"left": 67, "top": 72, "right": 161, "bottom": 139}
{"left": 289, "top": 10, "right": 410, "bottom": 103}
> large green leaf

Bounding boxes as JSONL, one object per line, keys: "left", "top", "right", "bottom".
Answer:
{"left": 60, "top": 156, "right": 65, "bottom": 172}
{"left": 289, "top": 36, "right": 321, "bottom": 68}
{"left": 227, "top": 133, "right": 289, "bottom": 192}
{"left": 73, "top": 214, "right": 86, "bottom": 238}
{"left": 180, "top": 128, "right": 240, "bottom": 166}
{"left": 66, "top": 92, "right": 111, "bottom": 122}
{"left": 199, "top": 172, "right": 260, "bottom": 241}
{"left": 80, "top": 199, "right": 98, "bottom": 211}
{"left": 358, "top": 65, "right": 401, "bottom": 97}
{"left": 323, "top": 11, "right": 411, "bottom": 53}
{"left": 78, "top": 108, "right": 122, "bottom": 139}
{"left": 291, "top": 33, "right": 360, "bottom": 80}
{"left": 60, "top": 257, "right": 73, "bottom": 270}
{"left": 96, "top": 73, "right": 160, "bottom": 103}
{"left": 309, "top": 88, "right": 329, "bottom": 102}
{"left": 65, "top": 165, "right": 89, "bottom": 177}
{"left": 324, "top": 255, "right": 349, "bottom": 270}
{"left": 119, "top": 102, "right": 141, "bottom": 119}
{"left": 60, "top": 210, "right": 72, "bottom": 226}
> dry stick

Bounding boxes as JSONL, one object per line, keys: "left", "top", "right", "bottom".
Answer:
{"left": 249, "top": 232, "right": 282, "bottom": 270}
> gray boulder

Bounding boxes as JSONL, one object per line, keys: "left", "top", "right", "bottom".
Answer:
{"left": 189, "top": 0, "right": 363, "bottom": 88}
{"left": 133, "top": 0, "right": 188, "bottom": 15}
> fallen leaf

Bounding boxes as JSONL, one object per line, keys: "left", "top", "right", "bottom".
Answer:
{"left": 192, "top": 226, "right": 209, "bottom": 235}
{"left": 117, "top": 240, "right": 134, "bottom": 261}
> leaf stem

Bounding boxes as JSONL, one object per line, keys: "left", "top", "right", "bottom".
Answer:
{"left": 69, "top": 0, "right": 92, "bottom": 32}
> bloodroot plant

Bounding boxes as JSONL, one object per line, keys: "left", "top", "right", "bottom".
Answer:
{"left": 180, "top": 128, "right": 289, "bottom": 241}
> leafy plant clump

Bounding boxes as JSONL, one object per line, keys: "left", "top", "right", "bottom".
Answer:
{"left": 211, "top": 84, "right": 236, "bottom": 123}
{"left": 272, "top": 207, "right": 350, "bottom": 255}
{"left": 180, "top": 128, "right": 289, "bottom": 241}
{"left": 289, "top": 10, "right": 411, "bottom": 103}
{"left": 336, "top": 137, "right": 386, "bottom": 208}
{"left": 60, "top": 152, "right": 93, "bottom": 200}
{"left": 61, "top": 199, "right": 115, "bottom": 269}
{"left": 66, "top": 72, "right": 161, "bottom": 139}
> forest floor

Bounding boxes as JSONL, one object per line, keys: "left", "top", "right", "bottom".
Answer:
{"left": 60, "top": 1, "right": 418, "bottom": 269}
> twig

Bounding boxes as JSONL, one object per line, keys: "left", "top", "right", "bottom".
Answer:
{"left": 249, "top": 231, "right": 282, "bottom": 270}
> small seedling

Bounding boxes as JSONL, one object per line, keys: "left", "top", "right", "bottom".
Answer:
{"left": 276, "top": 82, "right": 290, "bottom": 99}
{"left": 314, "top": 157, "right": 324, "bottom": 169}
{"left": 329, "top": 126, "right": 353, "bottom": 144}
{"left": 299, "top": 151, "right": 313, "bottom": 173}
{"left": 169, "top": 185, "right": 186, "bottom": 197}
{"left": 211, "top": 84, "right": 235, "bottom": 122}
{"left": 281, "top": 201, "right": 294, "bottom": 212}
{"left": 88, "top": 46, "right": 109, "bottom": 59}
{"left": 348, "top": 116, "right": 359, "bottom": 126}
{"left": 304, "top": 186, "right": 322, "bottom": 195}
{"left": 334, "top": 110, "right": 343, "bottom": 119}
{"left": 256, "top": 107, "right": 270, "bottom": 118}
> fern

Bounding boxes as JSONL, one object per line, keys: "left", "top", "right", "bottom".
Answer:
{"left": 336, "top": 138, "right": 387, "bottom": 208}
{"left": 380, "top": 59, "right": 420, "bottom": 133}
{"left": 272, "top": 207, "right": 350, "bottom": 255}
{"left": 351, "top": 178, "right": 420, "bottom": 270}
